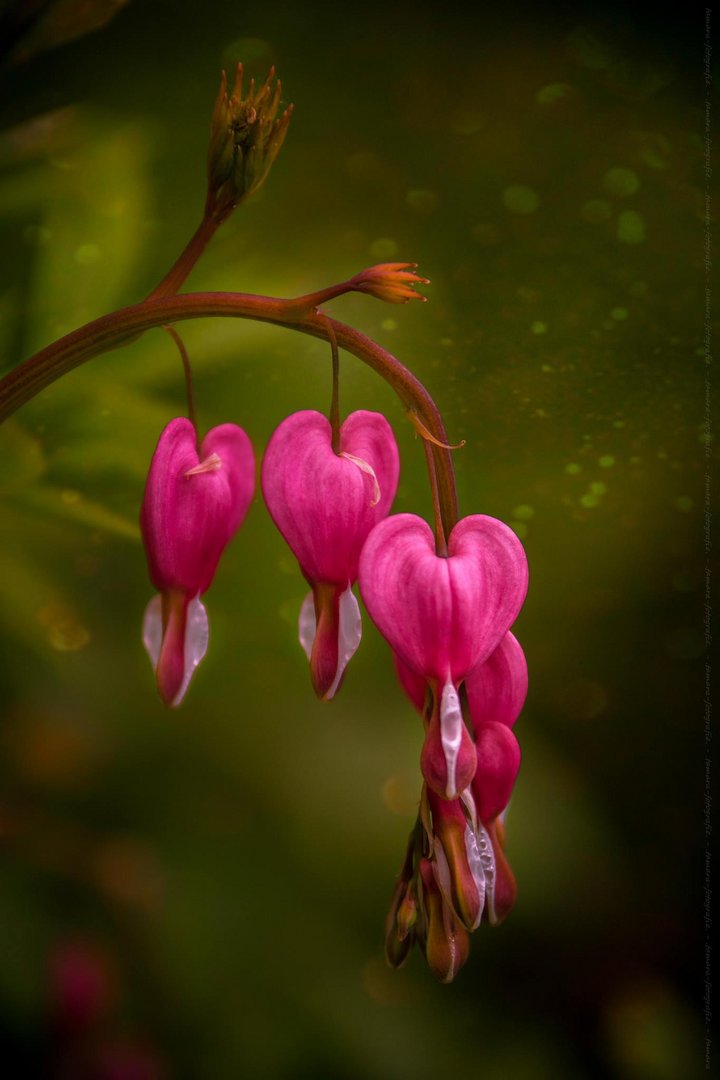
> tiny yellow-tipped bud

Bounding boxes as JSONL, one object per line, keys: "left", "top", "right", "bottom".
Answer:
{"left": 350, "top": 263, "right": 430, "bottom": 304}
{"left": 206, "top": 63, "right": 293, "bottom": 222}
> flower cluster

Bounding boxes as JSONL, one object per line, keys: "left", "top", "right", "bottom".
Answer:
{"left": 139, "top": 394, "right": 527, "bottom": 981}
{"left": 360, "top": 515, "right": 528, "bottom": 979}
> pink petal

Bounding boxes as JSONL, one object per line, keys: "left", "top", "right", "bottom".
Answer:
{"left": 261, "top": 410, "right": 399, "bottom": 586}
{"left": 297, "top": 584, "right": 362, "bottom": 700}
{"left": 359, "top": 513, "right": 528, "bottom": 684}
{"left": 466, "top": 632, "right": 528, "bottom": 730}
{"left": 471, "top": 722, "right": 521, "bottom": 823}
{"left": 141, "top": 418, "right": 255, "bottom": 597}
{"left": 393, "top": 651, "right": 427, "bottom": 713}
{"left": 485, "top": 818, "right": 517, "bottom": 925}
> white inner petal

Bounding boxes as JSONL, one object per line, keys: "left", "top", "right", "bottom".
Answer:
{"left": 142, "top": 594, "right": 163, "bottom": 668}
{"left": 326, "top": 585, "right": 362, "bottom": 699}
{"left": 298, "top": 591, "right": 316, "bottom": 661}
{"left": 475, "top": 820, "right": 497, "bottom": 925}
{"left": 339, "top": 452, "right": 381, "bottom": 506}
{"left": 459, "top": 787, "right": 478, "bottom": 834}
{"left": 142, "top": 594, "right": 209, "bottom": 707}
{"left": 440, "top": 681, "right": 463, "bottom": 799}
{"left": 463, "top": 823, "right": 486, "bottom": 929}
{"left": 172, "top": 596, "right": 209, "bottom": 707}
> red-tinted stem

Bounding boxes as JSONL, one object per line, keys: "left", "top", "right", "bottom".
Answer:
{"left": 0, "top": 291, "right": 459, "bottom": 537}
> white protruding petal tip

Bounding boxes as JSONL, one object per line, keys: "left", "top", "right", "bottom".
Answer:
{"left": 171, "top": 596, "right": 209, "bottom": 707}
{"left": 463, "top": 824, "right": 486, "bottom": 930}
{"left": 475, "top": 821, "right": 498, "bottom": 925}
{"left": 298, "top": 591, "right": 316, "bottom": 661}
{"left": 142, "top": 594, "right": 163, "bottom": 668}
{"left": 440, "top": 681, "right": 463, "bottom": 799}
{"left": 142, "top": 594, "right": 209, "bottom": 708}
{"left": 325, "top": 585, "right": 362, "bottom": 700}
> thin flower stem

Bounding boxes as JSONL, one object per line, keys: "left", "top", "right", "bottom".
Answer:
{"left": 422, "top": 436, "right": 449, "bottom": 557}
{"left": 0, "top": 291, "right": 459, "bottom": 538}
{"left": 321, "top": 315, "right": 341, "bottom": 453}
{"left": 163, "top": 325, "right": 198, "bottom": 440}
{"left": 146, "top": 214, "right": 221, "bottom": 300}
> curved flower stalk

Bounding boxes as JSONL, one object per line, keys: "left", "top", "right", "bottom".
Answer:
{"left": 262, "top": 410, "right": 399, "bottom": 699}
{"left": 359, "top": 513, "right": 528, "bottom": 798}
{"left": 140, "top": 418, "right": 255, "bottom": 707}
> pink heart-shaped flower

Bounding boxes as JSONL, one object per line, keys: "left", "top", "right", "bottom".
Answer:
{"left": 359, "top": 513, "right": 528, "bottom": 684}
{"left": 261, "top": 409, "right": 399, "bottom": 586}
{"left": 141, "top": 417, "right": 255, "bottom": 598}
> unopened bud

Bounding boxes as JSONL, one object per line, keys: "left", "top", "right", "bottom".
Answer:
{"left": 418, "top": 858, "right": 470, "bottom": 983}
{"left": 350, "top": 263, "right": 430, "bottom": 304}
{"left": 206, "top": 63, "right": 292, "bottom": 222}
{"left": 428, "top": 791, "right": 485, "bottom": 931}
{"left": 396, "top": 889, "right": 418, "bottom": 940}
{"left": 384, "top": 836, "right": 417, "bottom": 969}
{"left": 471, "top": 721, "right": 521, "bottom": 823}
{"left": 485, "top": 816, "right": 517, "bottom": 925}
{"left": 420, "top": 682, "right": 477, "bottom": 800}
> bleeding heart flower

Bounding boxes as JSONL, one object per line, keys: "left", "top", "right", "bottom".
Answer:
{"left": 261, "top": 409, "right": 399, "bottom": 699}
{"left": 359, "top": 513, "right": 528, "bottom": 798}
{"left": 140, "top": 417, "right": 255, "bottom": 707}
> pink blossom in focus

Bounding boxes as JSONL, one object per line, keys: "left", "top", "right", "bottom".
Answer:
{"left": 262, "top": 409, "right": 399, "bottom": 699}
{"left": 359, "top": 513, "right": 528, "bottom": 798}
{"left": 140, "top": 417, "right": 255, "bottom": 707}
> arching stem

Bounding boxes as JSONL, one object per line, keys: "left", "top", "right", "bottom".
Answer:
{"left": 0, "top": 291, "right": 460, "bottom": 538}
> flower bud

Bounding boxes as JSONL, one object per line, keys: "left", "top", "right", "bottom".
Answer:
{"left": 384, "top": 845, "right": 416, "bottom": 969}
{"left": 418, "top": 858, "right": 470, "bottom": 983}
{"left": 350, "top": 263, "right": 430, "bottom": 304}
{"left": 485, "top": 816, "right": 517, "bottom": 925}
{"left": 471, "top": 721, "right": 521, "bottom": 823}
{"left": 428, "top": 790, "right": 485, "bottom": 931}
{"left": 420, "top": 682, "right": 477, "bottom": 800}
{"left": 206, "top": 63, "right": 292, "bottom": 222}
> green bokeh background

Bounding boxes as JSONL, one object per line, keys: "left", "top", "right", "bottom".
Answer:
{"left": 0, "top": 2, "right": 708, "bottom": 1077}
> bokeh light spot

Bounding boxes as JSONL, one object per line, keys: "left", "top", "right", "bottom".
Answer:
{"left": 535, "top": 83, "right": 575, "bottom": 105}
{"left": 74, "top": 243, "right": 101, "bottom": 265}
{"left": 406, "top": 189, "right": 438, "bottom": 214}
{"left": 617, "top": 211, "right": 646, "bottom": 244}
{"left": 503, "top": 185, "right": 539, "bottom": 214}
{"left": 603, "top": 167, "right": 640, "bottom": 197}
{"left": 370, "top": 237, "right": 399, "bottom": 259}
{"left": 581, "top": 199, "right": 612, "bottom": 223}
